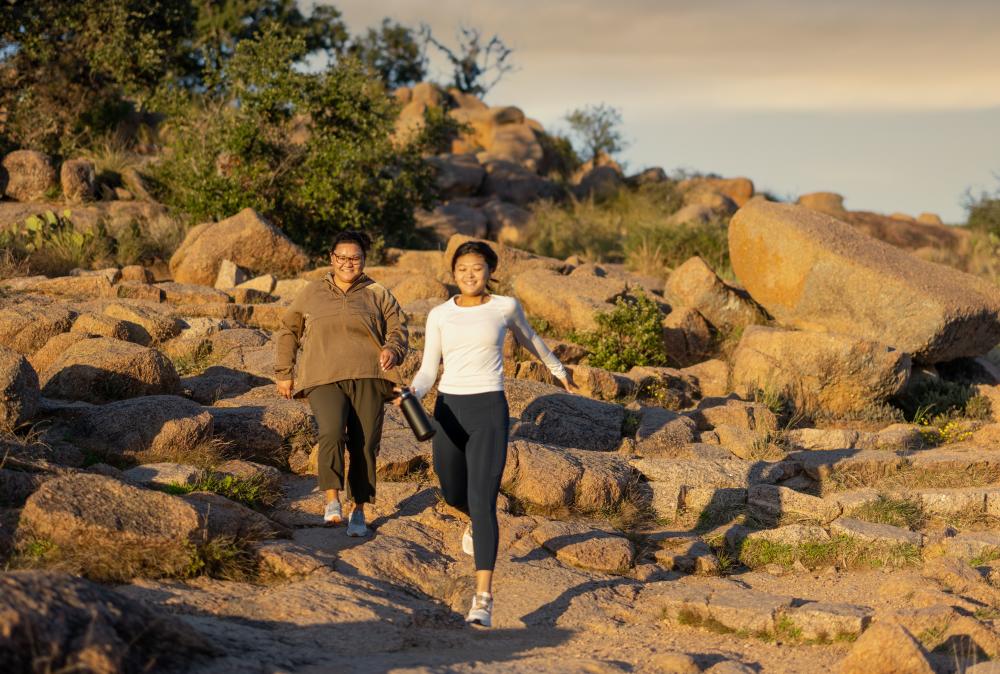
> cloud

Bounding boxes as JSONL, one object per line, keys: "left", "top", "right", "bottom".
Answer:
{"left": 319, "top": 0, "right": 1000, "bottom": 110}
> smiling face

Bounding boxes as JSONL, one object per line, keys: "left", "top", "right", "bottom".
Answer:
{"left": 330, "top": 242, "right": 365, "bottom": 286}
{"left": 452, "top": 253, "right": 491, "bottom": 297}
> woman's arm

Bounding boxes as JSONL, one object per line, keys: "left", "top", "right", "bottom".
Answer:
{"left": 379, "top": 287, "right": 409, "bottom": 366}
{"left": 507, "top": 299, "right": 568, "bottom": 381}
{"left": 409, "top": 309, "right": 443, "bottom": 400}
{"left": 274, "top": 292, "right": 306, "bottom": 396}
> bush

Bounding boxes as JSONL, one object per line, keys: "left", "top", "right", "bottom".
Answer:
{"left": 894, "top": 376, "right": 978, "bottom": 423}
{"left": 573, "top": 292, "right": 667, "bottom": 372}
{"left": 965, "top": 186, "right": 1000, "bottom": 236}
{"left": 153, "top": 25, "right": 441, "bottom": 254}
{"left": 0, "top": 209, "right": 178, "bottom": 276}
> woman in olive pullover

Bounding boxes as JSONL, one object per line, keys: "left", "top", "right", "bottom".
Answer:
{"left": 274, "top": 231, "right": 407, "bottom": 537}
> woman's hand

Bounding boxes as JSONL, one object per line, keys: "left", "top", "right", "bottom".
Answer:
{"left": 390, "top": 386, "right": 405, "bottom": 407}
{"left": 557, "top": 370, "right": 581, "bottom": 395}
{"left": 380, "top": 348, "right": 398, "bottom": 371}
{"left": 277, "top": 379, "right": 294, "bottom": 399}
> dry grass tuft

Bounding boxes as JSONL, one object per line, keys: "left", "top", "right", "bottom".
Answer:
{"left": 133, "top": 436, "right": 233, "bottom": 470}
{"left": 738, "top": 534, "right": 921, "bottom": 571}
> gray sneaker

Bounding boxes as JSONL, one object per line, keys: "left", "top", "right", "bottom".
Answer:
{"left": 323, "top": 500, "right": 343, "bottom": 525}
{"left": 465, "top": 592, "right": 493, "bottom": 628}
{"left": 346, "top": 509, "right": 369, "bottom": 537}
{"left": 461, "top": 525, "right": 474, "bottom": 557}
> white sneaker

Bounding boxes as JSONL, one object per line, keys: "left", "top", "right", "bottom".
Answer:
{"left": 346, "top": 509, "right": 369, "bottom": 537}
{"left": 323, "top": 500, "right": 343, "bottom": 525}
{"left": 462, "top": 525, "right": 474, "bottom": 557}
{"left": 466, "top": 592, "right": 493, "bottom": 628}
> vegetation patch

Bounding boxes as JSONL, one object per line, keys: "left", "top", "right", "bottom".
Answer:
{"left": 738, "top": 534, "right": 921, "bottom": 571}
{"left": 169, "top": 340, "right": 216, "bottom": 376}
{"left": 970, "top": 547, "right": 1000, "bottom": 567}
{"left": 848, "top": 495, "right": 926, "bottom": 530}
{"left": 825, "top": 461, "right": 1000, "bottom": 494}
{"left": 524, "top": 182, "right": 730, "bottom": 277}
{"left": 572, "top": 292, "right": 667, "bottom": 372}
{"left": 894, "top": 377, "right": 991, "bottom": 437}
{"left": 163, "top": 472, "right": 280, "bottom": 509}
{"left": 9, "top": 531, "right": 257, "bottom": 583}
{"left": 133, "top": 436, "right": 231, "bottom": 470}
{"left": 942, "top": 504, "right": 1000, "bottom": 531}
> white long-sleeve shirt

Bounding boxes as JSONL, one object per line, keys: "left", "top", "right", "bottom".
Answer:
{"left": 410, "top": 295, "right": 567, "bottom": 399}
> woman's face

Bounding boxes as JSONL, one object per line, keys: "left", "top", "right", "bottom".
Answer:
{"left": 331, "top": 242, "right": 365, "bottom": 285}
{"left": 453, "top": 253, "right": 491, "bottom": 297}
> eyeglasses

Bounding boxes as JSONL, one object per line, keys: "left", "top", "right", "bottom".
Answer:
{"left": 333, "top": 254, "right": 363, "bottom": 266}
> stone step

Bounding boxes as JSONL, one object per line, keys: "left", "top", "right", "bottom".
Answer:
{"left": 791, "top": 448, "right": 1000, "bottom": 493}
{"left": 647, "top": 581, "right": 871, "bottom": 641}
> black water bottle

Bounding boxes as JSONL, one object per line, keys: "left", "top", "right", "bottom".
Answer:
{"left": 399, "top": 388, "right": 435, "bottom": 441}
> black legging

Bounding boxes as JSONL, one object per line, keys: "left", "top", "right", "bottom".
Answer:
{"left": 432, "top": 391, "right": 509, "bottom": 571}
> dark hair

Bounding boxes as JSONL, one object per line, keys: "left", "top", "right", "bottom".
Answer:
{"left": 451, "top": 241, "right": 499, "bottom": 272}
{"left": 331, "top": 230, "right": 371, "bottom": 256}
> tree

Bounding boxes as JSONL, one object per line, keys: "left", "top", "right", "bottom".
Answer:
{"left": 965, "top": 179, "right": 1000, "bottom": 236}
{"left": 564, "top": 103, "right": 628, "bottom": 164}
{"left": 184, "top": 0, "right": 348, "bottom": 86}
{"left": 0, "top": 0, "right": 196, "bottom": 152}
{"left": 348, "top": 19, "right": 427, "bottom": 89}
{"left": 425, "top": 26, "right": 514, "bottom": 96}
{"left": 154, "top": 24, "right": 442, "bottom": 254}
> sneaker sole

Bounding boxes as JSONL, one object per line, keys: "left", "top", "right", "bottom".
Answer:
{"left": 466, "top": 618, "right": 491, "bottom": 628}
{"left": 324, "top": 517, "right": 343, "bottom": 526}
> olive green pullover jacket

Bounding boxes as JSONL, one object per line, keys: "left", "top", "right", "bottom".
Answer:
{"left": 273, "top": 273, "right": 408, "bottom": 398}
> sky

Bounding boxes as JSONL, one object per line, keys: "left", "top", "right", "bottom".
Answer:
{"left": 305, "top": 0, "right": 1000, "bottom": 223}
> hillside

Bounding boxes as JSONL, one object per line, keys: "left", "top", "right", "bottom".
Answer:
{"left": 4, "top": 83, "right": 1000, "bottom": 674}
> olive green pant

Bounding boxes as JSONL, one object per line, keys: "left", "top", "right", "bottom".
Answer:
{"left": 306, "top": 379, "right": 389, "bottom": 503}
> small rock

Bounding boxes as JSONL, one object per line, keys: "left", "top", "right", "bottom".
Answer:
{"left": 531, "top": 519, "right": 634, "bottom": 574}
{"left": 785, "top": 601, "right": 872, "bottom": 641}
{"left": 707, "top": 588, "right": 794, "bottom": 634}
{"left": 829, "top": 517, "right": 922, "bottom": 547}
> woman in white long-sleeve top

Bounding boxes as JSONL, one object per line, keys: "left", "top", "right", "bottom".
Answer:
{"left": 405, "top": 240, "right": 577, "bottom": 628}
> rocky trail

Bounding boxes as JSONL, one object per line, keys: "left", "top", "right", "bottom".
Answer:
{"left": 5, "top": 194, "right": 1000, "bottom": 673}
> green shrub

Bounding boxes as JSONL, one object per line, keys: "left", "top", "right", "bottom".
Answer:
{"left": 164, "top": 472, "right": 280, "bottom": 509}
{"left": 0, "top": 210, "right": 115, "bottom": 276}
{"left": 966, "top": 187, "right": 1000, "bottom": 236}
{"left": 153, "top": 25, "right": 441, "bottom": 254}
{"left": 573, "top": 292, "right": 667, "bottom": 372}
{"left": 894, "top": 377, "right": 978, "bottom": 422}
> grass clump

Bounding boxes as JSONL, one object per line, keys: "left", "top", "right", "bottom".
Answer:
{"left": 970, "top": 547, "right": 1000, "bottom": 567}
{"left": 848, "top": 495, "right": 926, "bottom": 530}
{"left": 169, "top": 340, "right": 216, "bottom": 376}
{"left": 824, "top": 459, "right": 1000, "bottom": 494}
{"left": 163, "top": 472, "right": 280, "bottom": 510}
{"left": 572, "top": 292, "right": 667, "bottom": 372}
{"left": 524, "top": 182, "right": 732, "bottom": 278}
{"left": 10, "top": 532, "right": 257, "bottom": 584}
{"left": 674, "top": 608, "right": 735, "bottom": 635}
{"left": 133, "top": 436, "right": 231, "bottom": 470}
{"left": 738, "top": 534, "right": 921, "bottom": 571}
{"left": 943, "top": 504, "right": 1000, "bottom": 531}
